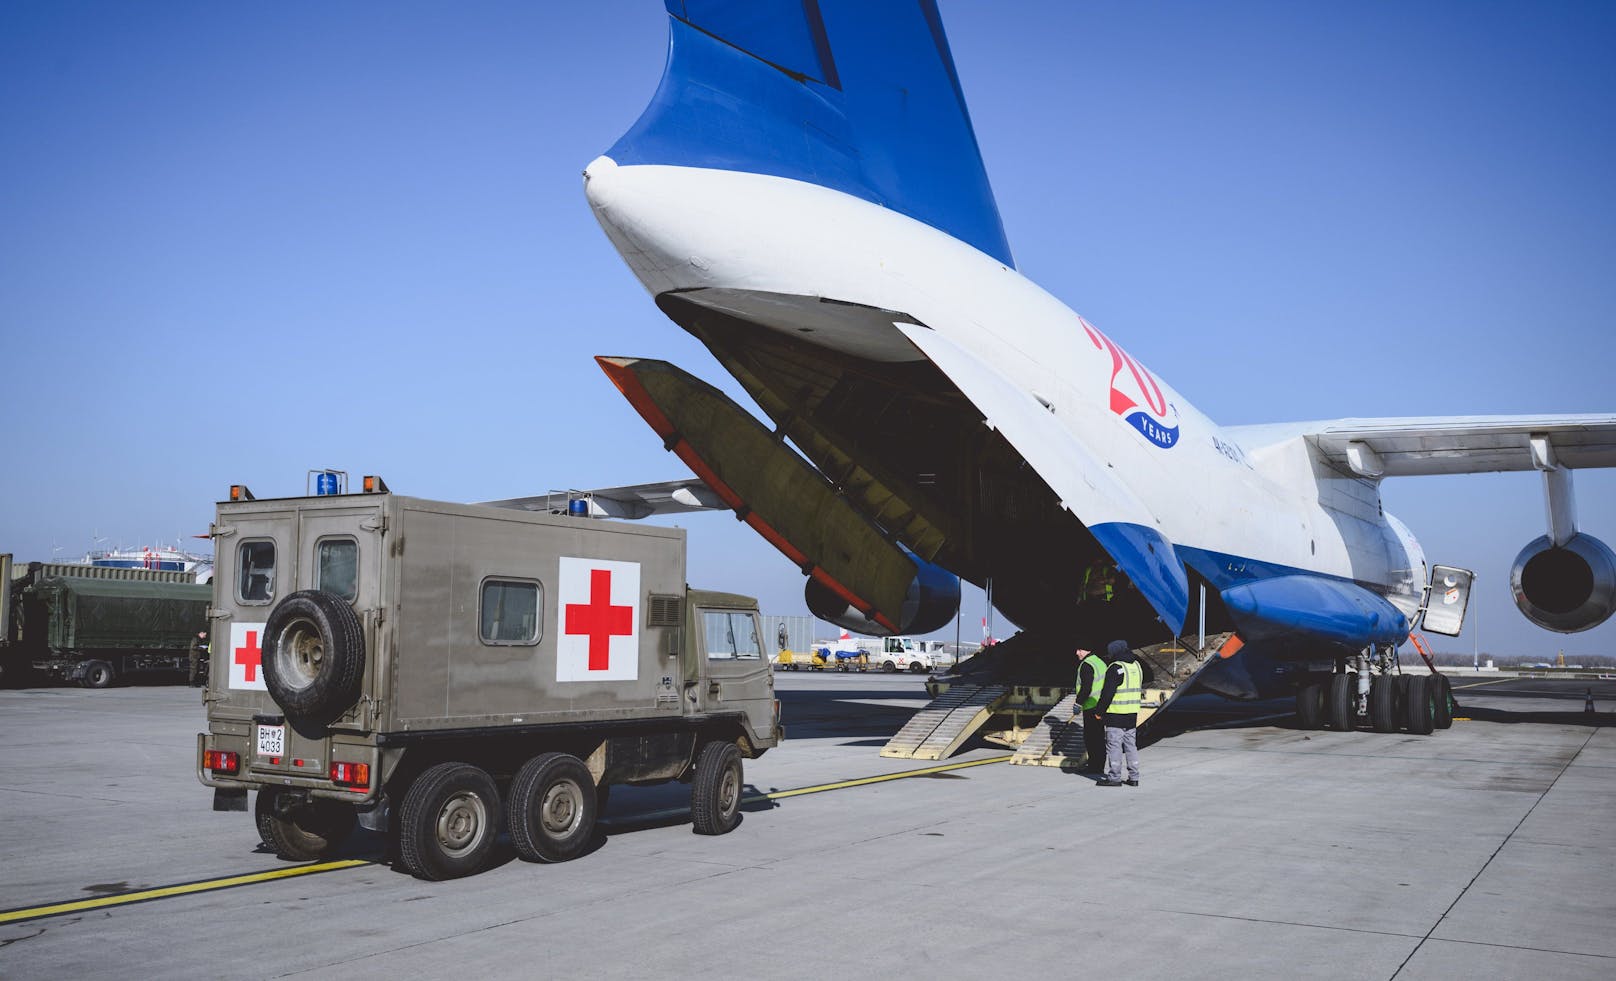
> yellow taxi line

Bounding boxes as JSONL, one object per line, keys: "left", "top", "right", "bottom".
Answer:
{"left": 1453, "top": 678, "right": 1510, "bottom": 690}
{"left": 0, "top": 860, "right": 370, "bottom": 926}
{"left": 1, "top": 756, "right": 1014, "bottom": 926}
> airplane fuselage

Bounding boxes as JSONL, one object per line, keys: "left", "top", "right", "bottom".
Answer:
{"left": 584, "top": 155, "right": 1426, "bottom": 638}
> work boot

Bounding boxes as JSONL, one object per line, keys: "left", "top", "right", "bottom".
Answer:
{"left": 1096, "top": 778, "right": 1123, "bottom": 787}
{"left": 1124, "top": 779, "right": 1139, "bottom": 787}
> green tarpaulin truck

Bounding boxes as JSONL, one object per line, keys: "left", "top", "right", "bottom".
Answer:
{"left": 0, "top": 554, "right": 211, "bottom": 687}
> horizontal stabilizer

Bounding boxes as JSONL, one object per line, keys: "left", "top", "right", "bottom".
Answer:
{"left": 480, "top": 478, "right": 724, "bottom": 519}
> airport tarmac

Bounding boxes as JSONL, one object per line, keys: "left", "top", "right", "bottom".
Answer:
{"left": 1, "top": 673, "right": 1612, "bottom": 980}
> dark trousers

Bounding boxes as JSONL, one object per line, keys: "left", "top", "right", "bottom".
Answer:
{"left": 1082, "top": 709, "right": 1106, "bottom": 770}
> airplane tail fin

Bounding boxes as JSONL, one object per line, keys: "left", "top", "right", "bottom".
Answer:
{"left": 607, "top": 0, "right": 1014, "bottom": 267}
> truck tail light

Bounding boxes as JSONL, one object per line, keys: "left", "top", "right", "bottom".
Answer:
{"left": 204, "top": 750, "right": 240, "bottom": 775}
{"left": 330, "top": 761, "right": 370, "bottom": 789}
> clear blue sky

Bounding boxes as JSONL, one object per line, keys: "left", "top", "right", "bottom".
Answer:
{"left": 2, "top": 1, "right": 1612, "bottom": 659}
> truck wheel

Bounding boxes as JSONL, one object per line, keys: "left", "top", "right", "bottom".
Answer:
{"left": 507, "top": 752, "right": 597, "bottom": 864}
{"left": 83, "top": 660, "right": 116, "bottom": 689}
{"left": 909, "top": 661, "right": 927, "bottom": 673}
{"left": 690, "top": 741, "right": 743, "bottom": 836}
{"left": 399, "top": 762, "right": 499, "bottom": 880}
{"left": 262, "top": 590, "right": 365, "bottom": 728}
{"left": 882, "top": 660, "right": 897, "bottom": 673}
{"left": 256, "top": 788, "right": 355, "bottom": 861}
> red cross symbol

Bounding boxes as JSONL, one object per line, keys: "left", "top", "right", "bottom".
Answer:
{"left": 565, "top": 569, "right": 633, "bottom": 671}
{"left": 235, "top": 629, "right": 262, "bottom": 683}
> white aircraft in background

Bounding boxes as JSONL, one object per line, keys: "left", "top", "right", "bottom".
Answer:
{"left": 534, "top": 1, "right": 1614, "bottom": 731}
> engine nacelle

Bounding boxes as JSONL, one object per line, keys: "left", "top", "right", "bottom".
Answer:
{"left": 805, "top": 557, "right": 960, "bottom": 637}
{"left": 1510, "top": 533, "right": 1616, "bottom": 633}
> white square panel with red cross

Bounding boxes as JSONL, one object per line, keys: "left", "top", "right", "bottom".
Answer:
{"left": 229, "top": 621, "right": 269, "bottom": 691}
{"left": 556, "top": 557, "right": 640, "bottom": 683}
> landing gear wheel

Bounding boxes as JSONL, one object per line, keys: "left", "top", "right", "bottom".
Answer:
{"left": 256, "top": 788, "right": 356, "bottom": 861}
{"left": 1295, "top": 678, "right": 1326, "bottom": 730}
{"left": 398, "top": 762, "right": 499, "bottom": 880}
{"left": 261, "top": 589, "right": 365, "bottom": 729}
{"left": 1403, "top": 675, "right": 1435, "bottom": 735}
{"left": 1369, "top": 675, "right": 1399, "bottom": 733}
{"left": 83, "top": 660, "right": 116, "bottom": 689}
{"left": 690, "top": 741, "right": 743, "bottom": 836}
{"left": 1430, "top": 674, "right": 1454, "bottom": 729}
{"left": 507, "top": 752, "right": 597, "bottom": 864}
{"left": 1328, "top": 673, "right": 1357, "bottom": 731}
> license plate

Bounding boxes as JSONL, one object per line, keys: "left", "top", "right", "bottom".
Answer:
{"left": 256, "top": 724, "right": 285, "bottom": 757}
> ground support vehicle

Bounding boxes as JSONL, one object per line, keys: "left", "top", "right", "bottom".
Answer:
{"left": 0, "top": 555, "right": 209, "bottom": 687}
{"left": 197, "top": 481, "right": 782, "bottom": 880}
{"left": 856, "top": 636, "right": 938, "bottom": 673}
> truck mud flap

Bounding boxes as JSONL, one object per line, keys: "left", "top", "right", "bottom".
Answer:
{"left": 598, "top": 355, "right": 921, "bottom": 633}
{"left": 213, "top": 787, "right": 248, "bottom": 812}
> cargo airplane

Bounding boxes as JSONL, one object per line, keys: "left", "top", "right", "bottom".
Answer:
{"left": 522, "top": 1, "right": 1615, "bottom": 727}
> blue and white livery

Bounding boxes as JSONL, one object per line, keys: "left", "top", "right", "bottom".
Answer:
{"left": 579, "top": 1, "right": 1616, "bottom": 710}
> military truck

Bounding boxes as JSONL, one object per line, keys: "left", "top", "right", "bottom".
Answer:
{"left": 0, "top": 555, "right": 210, "bottom": 687}
{"left": 196, "top": 480, "right": 781, "bottom": 880}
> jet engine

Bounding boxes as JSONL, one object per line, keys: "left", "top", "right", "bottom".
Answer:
{"left": 1510, "top": 533, "right": 1616, "bottom": 633}
{"left": 806, "top": 555, "right": 960, "bottom": 637}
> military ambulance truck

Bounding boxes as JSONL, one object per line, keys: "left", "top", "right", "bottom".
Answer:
{"left": 197, "top": 481, "right": 781, "bottom": 880}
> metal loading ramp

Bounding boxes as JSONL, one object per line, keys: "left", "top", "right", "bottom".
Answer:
{"left": 881, "top": 684, "right": 1009, "bottom": 760}
{"left": 1008, "top": 693, "right": 1083, "bottom": 767}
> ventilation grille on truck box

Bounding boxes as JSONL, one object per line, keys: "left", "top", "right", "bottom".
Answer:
{"left": 647, "top": 594, "right": 682, "bottom": 627}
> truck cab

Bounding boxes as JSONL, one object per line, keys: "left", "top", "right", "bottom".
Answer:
{"left": 197, "top": 478, "right": 780, "bottom": 880}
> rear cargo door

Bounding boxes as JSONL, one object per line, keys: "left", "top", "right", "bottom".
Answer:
{"left": 697, "top": 605, "right": 775, "bottom": 745}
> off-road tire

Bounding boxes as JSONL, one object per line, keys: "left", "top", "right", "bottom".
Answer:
{"left": 262, "top": 590, "right": 365, "bottom": 729}
{"left": 83, "top": 660, "right": 116, "bottom": 689}
{"left": 1403, "top": 675, "right": 1435, "bottom": 735}
{"left": 690, "top": 740, "right": 743, "bottom": 836}
{"left": 1430, "top": 674, "right": 1454, "bottom": 729}
{"left": 1294, "top": 678, "right": 1326, "bottom": 729}
{"left": 1369, "top": 675, "right": 1399, "bottom": 733}
{"left": 256, "top": 788, "right": 355, "bottom": 861}
{"left": 507, "top": 752, "right": 596, "bottom": 864}
{"left": 1327, "top": 673, "right": 1357, "bottom": 731}
{"left": 398, "top": 762, "right": 499, "bottom": 881}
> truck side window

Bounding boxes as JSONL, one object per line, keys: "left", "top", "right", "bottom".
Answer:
{"left": 238, "top": 541, "right": 275, "bottom": 604}
{"left": 481, "top": 579, "right": 541, "bottom": 645}
{"left": 703, "top": 611, "right": 761, "bottom": 660}
{"left": 316, "top": 538, "right": 358, "bottom": 602}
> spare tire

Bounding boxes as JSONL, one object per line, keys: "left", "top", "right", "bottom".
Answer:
{"left": 262, "top": 590, "right": 365, "bottom": 728}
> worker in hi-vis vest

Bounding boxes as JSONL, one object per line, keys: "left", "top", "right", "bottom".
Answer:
{"left": 1082, "top": 560, "right": 1116, "bottom": 603}
{"left": 1094, "top": 639, "right": 1154, "bottom": 787}
{"left": 1072, "top": 647, "right": 1109, "bottom": 773}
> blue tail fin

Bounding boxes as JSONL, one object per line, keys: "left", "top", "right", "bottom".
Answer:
{"left": 608, "top": 0, "right": 1014, "bottom": 267}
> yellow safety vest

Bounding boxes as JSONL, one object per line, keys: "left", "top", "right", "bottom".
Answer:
{"left": 1108, "top": 661, "right": 1142, "bottom": 715}
{"left": 1077, "top": 654, "right": 1108, "bottom": 710}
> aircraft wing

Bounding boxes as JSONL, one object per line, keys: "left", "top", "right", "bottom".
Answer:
{"left": 1225, "top": 415, "right": 1616, "bottom": 478}
{"left": 895, "top": 323, "right": 1190, "bottom": 632}
{"left": 479, "top": 478, "right": 725, "bottom": 519}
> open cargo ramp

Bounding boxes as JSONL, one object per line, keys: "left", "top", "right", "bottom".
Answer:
{"left": 1008, "top": 693, "right": 1084, "bottom": 767}
{"left": 880, "top": 684, "right": 1009, "bottom": 760}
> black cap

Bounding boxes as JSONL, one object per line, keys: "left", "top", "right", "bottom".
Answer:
{"left": 1106, "top": 639, "right": 1131, "bottom": 660}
